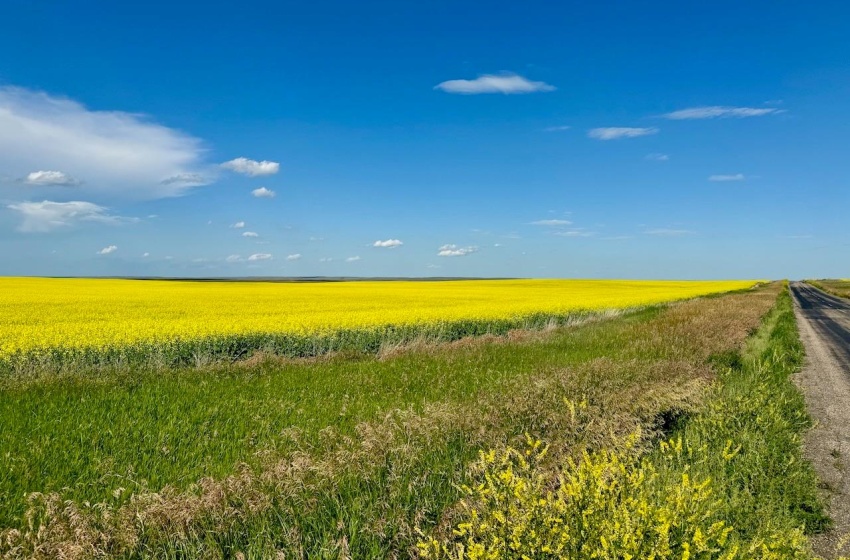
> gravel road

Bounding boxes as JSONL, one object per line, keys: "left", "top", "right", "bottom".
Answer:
{"left": 791, "top": 281, "right": 850, "bottom": 558}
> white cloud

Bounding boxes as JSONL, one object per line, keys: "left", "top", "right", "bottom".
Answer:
{"left": 544, "top": 125, "right": 571, "bottom": 132}
{"left": 160, "top": 173, "right": 208, "bottom": 187}
{"left": 226, "top": 254, "right": 243, "bottom": 263}
{"left": 221, "top": 157, "right": 279, "bottom": 177}
{"left": 346, "top": 256, "right": 361, "bottom": 262}
{"left": 248, "top": 253, "right": 272, "bottom": 261}
{"left": 708, "top": 174, "right": 745, "bottom": 182}
{"left": 373, "top": 238, "right": 403, "bottom": 248}
{"left": 7, "top": 200, "right": 131, "bottom": 232}
{"left": 286, "top": 253, "right": 302, "bottom": 261}
{"left": 644, "top": 228, "right": 695, "bottom": 236}
{"left": 25, "top": 170, "right": 79, "bottom": 186}
{"left": 438, "top": 244, "right": 478, "bottom": 257}
{"left": 142, "top": 252, "right": 150, "bottom": 257}
{"left": 530, "top": 219, "right": 572, "bottom": 226}
{"left": 555, "top": 230, "right": 594, "bottom": 237}
{"left": 242, "top": 231, "right": 259, "bottom": 237}
{"left": 251, "top": 187, "right": 276, "bottom": 198}
{"left": 435, "top": 73, "right": 556, "bottom": 95}
{"left": 662, "top": 106, "right": 783, "bottom": 120}
{"left": 319, "top": 257, "right": 333, "bottom": 262}
{"left": 646, "top": 153, "right": 669, "bottom": 161}
{"left": 588, "top": 127, "right": 658, "bottom": 140}
{"left": 98, "top": 245, "right": 117, "bottom": 255}
{"left": 231, "top": 221, "right": 245, "bottom": 228}
{"left": 0, "top": 86, "right": 210, "bottom": 198}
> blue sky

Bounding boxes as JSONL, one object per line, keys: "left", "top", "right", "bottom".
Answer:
{"left": 1, "top": 0, "right": 848, "bottom": 279}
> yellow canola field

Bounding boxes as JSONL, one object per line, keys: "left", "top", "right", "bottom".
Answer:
{"left": 0, "top": 277, "right": 758, "bottom": 357}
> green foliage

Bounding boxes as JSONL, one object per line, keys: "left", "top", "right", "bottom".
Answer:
{"left": 807, "top": 279, "right": 850, "bottom": 299}
{"left": 420, "top": 288, "right": 828, "bottom": 559}
{"left": 0, "top": 308, "right": 650, "bottom": 530}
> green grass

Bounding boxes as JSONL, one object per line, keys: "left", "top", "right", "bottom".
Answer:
{"left": 0, "top": 308, "right": 656, "bottom": 529}
{"left": 1, "top": 283, "right": 828, "bottom": 559}
{"left": 420, "top": 285, "right": 829, "bottom": 558}
{"left": 646, "top": 285, "right": 828, "bottom": 543}
{"left": 807, "top": 278, "right": 850, "bottom": 299}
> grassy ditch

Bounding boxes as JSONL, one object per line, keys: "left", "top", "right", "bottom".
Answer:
{"left": 807, "top": 279, "right": 850, "bottom": 299}
{"left": 0, "top": 283, "right": 807, "bottom": 558}
{"left": 422, "top": 286, "right": 829, "bottom": 558}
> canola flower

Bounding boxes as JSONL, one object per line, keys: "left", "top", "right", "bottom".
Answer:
{"left": 0, "top": 277, "right": 758, "bottom": 362}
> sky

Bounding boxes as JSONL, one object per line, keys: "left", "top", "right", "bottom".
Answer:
{"left": 1, "top": 0, "right": 848, "bottom": 279}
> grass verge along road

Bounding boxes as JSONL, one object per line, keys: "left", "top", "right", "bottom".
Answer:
{"left": 0, "top": 283, "right": 830, "bottom": 558}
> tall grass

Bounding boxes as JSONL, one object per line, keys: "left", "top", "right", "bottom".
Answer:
{"left": 807, "top": 279, "right": 850, "bottom": 299}
{"left": 422, "top": 287, "right": 828, "bottom": 558}
{"left": 0, "top": 284, "right": 801, "bottom": 558}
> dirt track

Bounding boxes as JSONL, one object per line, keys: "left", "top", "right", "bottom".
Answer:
{"left": 791, "top": 282, "right": 850, "bottom": 558}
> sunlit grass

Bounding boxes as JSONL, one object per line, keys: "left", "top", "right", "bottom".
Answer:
{"left": 422, "top": 287, "right": 827, "bottom": 559}
{"left": 2, "top": 283, "right": 815, "bottom": 559}
{"left": 808, "top": 278, "right": 850, "bottom": 299}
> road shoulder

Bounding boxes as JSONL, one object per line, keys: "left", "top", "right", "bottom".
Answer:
{"left": 792, "top": 284, "right": 850, "bottom": 558}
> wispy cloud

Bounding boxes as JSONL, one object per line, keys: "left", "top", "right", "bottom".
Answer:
{"left": 7, "top": 200, "right": 132, "bottom": 232}
{"left": 438, "top": 244, "right": 478, "bottom": 257}
{"left": 435, "top": 73, "right": 555, "bottom": 95}
{"left": 242, "top": 231, "right": 259, "bottom": 238}
{"left": 142, "top": 252, "right": 150, "bottom": 257}
{"left": 708, "top": 173, "right": 745, "bottom": 182}
{"left": 588, "top": 127, "right": 658, "bottom": 140}
{"left": 554, "top": 229, "right": 594, "bottom": 237}
{"left": 247, "top": 253, "right": 272, "bottom": 261}
{"left": 346, "top": 256, "right": 361, "bottom": 262}
{"left": 226, "top": 254, "right": 243, "bottom": 263}
{"left": 98, "top": 245, "right": 117, "bottom": 255}
{"left": 373, "top": 239, "right": 403, "bottom": 248}
{"left": 231, "top": 221, "right": 245, "bottom": 229}
{"left": 160, "top": 173, "right": 208, "bottom": 187}
{"left": 645, "top": 153, "right": 669, "bottom": 161}
{"left": 251, "top": 187, "right": 275, "bottom": 198}
{"left": 221, "top": 157, "right": 279, "bottom": 177}
{"left": 0, "top": 86, "right": 210, "bottom": 198}
{"left": 25, "top": 170, "right": 79, "bottom": 186}
{"left": 530, "top": 219, "right": 572, "bottom": 226}
{"left": 286, "top": 253, "right": 302, "bottom": 261}
{"left": 544, "top": 125, "right": 571, "bottom": 132}
{"left": 662, "top": 106, "right": 783, "bottom": 120}
{"left": 644, "top": 228, "right": 695, "bottom": 236}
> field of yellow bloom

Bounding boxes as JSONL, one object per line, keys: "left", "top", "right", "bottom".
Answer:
{"left": 0, "top": 277, "right": 757, "bottom": 366}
